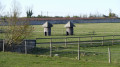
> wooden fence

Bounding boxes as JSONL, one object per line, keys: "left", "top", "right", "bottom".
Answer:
{"left": 36, "top": 35, "right": 120, "bottom": 63}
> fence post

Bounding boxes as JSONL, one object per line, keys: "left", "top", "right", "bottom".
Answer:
{"left": 65, "top": 37, "right": 67, "bottom": 47}
{"left": 78, "top": 37, "right": 80, "bottom": 60}
{"left": 3, "top": 39, "right": 4, "bottom": 52}
{"left": 102, "top": 36, "right": 104, "bottom": 45}
{"left": 108, "top": 47, "right": 111, "bottom": 63}
{"left": 50, "top": 38, "right": 52, "bottom": 57}
{"left": 112, "top": 35, "right": 114, "bottom": 45}
{"left": 25, "top": 40, "right": 27, "bottom": 54}
{"left": 62, "top": 29, "right": 64, "bottom": 35}
{"left": 91, "top": 36, "right": 92, "bottom": 45}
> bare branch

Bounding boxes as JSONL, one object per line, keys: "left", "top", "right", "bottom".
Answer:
{"left": 3, "top": 0, "right": 33, "bottom": 46}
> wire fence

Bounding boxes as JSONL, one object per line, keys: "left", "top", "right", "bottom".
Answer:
{"left": 36, "top": 35, "right": 120, "bottom": 63}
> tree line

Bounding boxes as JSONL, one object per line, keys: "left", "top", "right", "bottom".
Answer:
{"left": 26, "top": 9, "right": 118, "bottom": 18}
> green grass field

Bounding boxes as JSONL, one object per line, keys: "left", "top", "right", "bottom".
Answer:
{"left": 0, "top": 52, "right": 120, "bottom": 67}
{"left": 1, "top": 23, "right": 120, "bottom": 67}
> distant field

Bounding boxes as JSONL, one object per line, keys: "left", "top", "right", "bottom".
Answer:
{"left": 30, "top": 23, "right": 120, "bottom": 39}
{"left": 26, "top": 23, "right": 120, "bottom": 44}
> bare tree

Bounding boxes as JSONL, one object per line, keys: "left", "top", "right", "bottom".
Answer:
{"left": 0, "top": 2, "right": 4, "bottom": 17}
{"left": 4, "top": 0, "right": 33, "bottom": 46}
{"left": 0, "top": 1, "right": 5, "bottom": 34}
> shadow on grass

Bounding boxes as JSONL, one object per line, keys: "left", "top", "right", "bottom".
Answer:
{"left": 28, "top": 47, "right": 50, "bottom": 55}
{"left": 28, "top": 41, "right": 120, "bottom": 55}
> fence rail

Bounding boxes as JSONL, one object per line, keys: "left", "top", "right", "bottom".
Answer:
{"left": 36, "top": 35, "right": 120, "bottom": 45}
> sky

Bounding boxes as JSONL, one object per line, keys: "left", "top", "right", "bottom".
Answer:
{"left": 0, "top": 0, "right": 120, "bottom": 17}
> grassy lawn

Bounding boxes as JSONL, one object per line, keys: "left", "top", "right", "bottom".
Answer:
{"left": 1, "top": 23, "right": 120, "bottom": 67}
{"left": 0, "top": 52, "right": 120, "bottom": 67}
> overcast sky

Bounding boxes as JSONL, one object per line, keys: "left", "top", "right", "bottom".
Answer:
{"left": 1, "top": 0, "right": 120, "bottom": 17}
